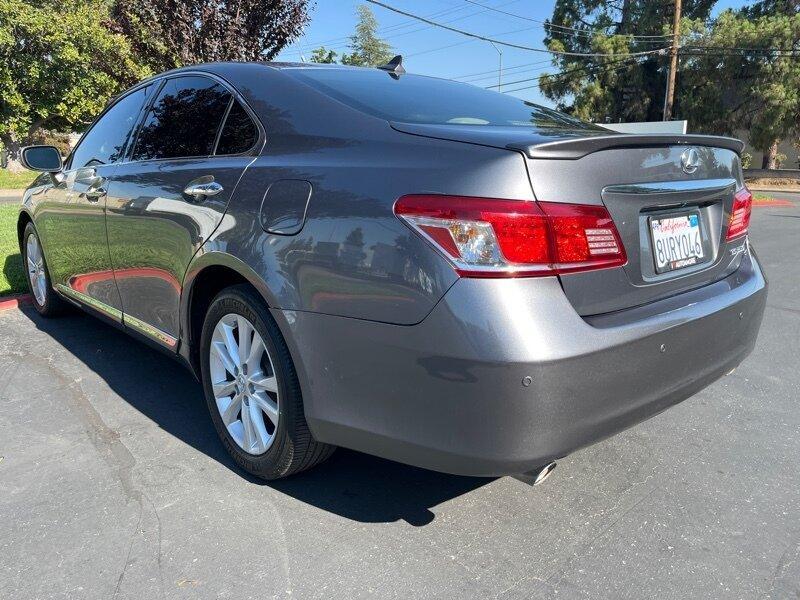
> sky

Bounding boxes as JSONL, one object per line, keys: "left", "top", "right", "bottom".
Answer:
{"left": 275, "top": 0, "right": 753, "bottom": 107}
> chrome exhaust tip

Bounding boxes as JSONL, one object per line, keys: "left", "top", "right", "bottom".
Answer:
{"left": 515, "top": 461, "right": 557, "bottom": 487}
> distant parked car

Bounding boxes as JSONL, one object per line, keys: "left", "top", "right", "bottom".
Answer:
{"left": 18, "top": 60, "right": 766, "bottom": 482}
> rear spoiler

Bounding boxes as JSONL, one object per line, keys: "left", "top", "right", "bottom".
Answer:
{"left": 509, "top": 134, "right": 745, "bottom": 160}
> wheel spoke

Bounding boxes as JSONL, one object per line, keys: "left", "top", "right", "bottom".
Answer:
{"left": 212, "top": 379, "right": 236, "bottom": 398}
{"left": 237, "top": 316, "right": 252, "bottom": 368}
{"left": 245, "top": 335, "right": 265, "bottom": 371}
{"left": 220, "top": 393, "right": 242, "bottom": 426}
{"left": 241, "top": 400, "right": 254, "bottom": 450}
{"left": 249, "top": 372, "right": 278, "bottom": 394}
{"left": 212, "top": 341, "right": 237, "bottom": 376}
{"left": 249, "top": 401, "right": 270, "bottom": 452}
{"left": 221, "top": 323, "right": 241, "bottom": 370}
{"left": 252, "top": 393, "right": 279, "bottom": 426}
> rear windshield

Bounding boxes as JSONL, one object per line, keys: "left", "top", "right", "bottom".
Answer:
{"left": 286, "top": 67, "right": 601, "bottom": 130}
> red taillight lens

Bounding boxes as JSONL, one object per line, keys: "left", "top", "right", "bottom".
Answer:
{"left": 394, "top": 195, "right": 626, "bottom": 277}
{"left": 726, "top": 187, "right": 752, "bottom": 241}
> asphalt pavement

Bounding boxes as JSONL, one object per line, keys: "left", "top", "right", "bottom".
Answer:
{"left": 0, "top": 198, "right": 798, "bottom": 599}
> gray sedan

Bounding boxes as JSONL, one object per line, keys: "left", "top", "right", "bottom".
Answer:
{"left": 17, "top": 60, "right": 766, "bottom": 482}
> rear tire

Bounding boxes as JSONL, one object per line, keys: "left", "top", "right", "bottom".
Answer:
{"left": 199, "top": 284, "right": 335, "bottom": 480}
{"left": 21, "top": 222, "right": 67, "bottom": 317}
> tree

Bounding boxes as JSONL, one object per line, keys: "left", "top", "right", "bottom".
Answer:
{"left": 0, "top": 0, "right": 148, "bottom": 172}
{"left": 310, "top": 47, "right": 338, "bottom": 64}
{"left": 539, "top": 0, "right": 716, "bottom": 122}
{"left": 678, "top": 7, "right": 800, "bottom": 168}
{"left": 340, "top": 5, "right": 394, "bottom": 67}
{"left": 310, "top": 5, "right": 393, "bottom": 67}
{"left": 111, "top": 0, "right": 312, "bottom": 73}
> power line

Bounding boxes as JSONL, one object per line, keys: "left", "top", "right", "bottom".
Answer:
{"left": 290, "top": 0, "right": 526, "bottom": 57}
{"left": 500, "top": 56, "right": 645, "bottom": 94}
{"left": 460, "top": 0, "right": 675, "bottom": 39}
{"left": 365, "top": 0, "right": 671, "bottom": 58}
{"left": 488, "top": 54, "right": 645, "bottom": 91}
{"left": 452, "top": 58, "right": 553, "bottom": 80}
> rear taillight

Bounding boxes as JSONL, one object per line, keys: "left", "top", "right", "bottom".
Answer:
{"left": 394, "top": 195, "right": 626, "bottom": 278}
{"left": 726, "top": 187, "right": 752, "bottom": 241}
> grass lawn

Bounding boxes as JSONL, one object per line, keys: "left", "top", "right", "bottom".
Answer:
{"left": 0, "top": 204, "right": 25, "bottom": 296}
{"left": 0, "top": 168, "right": 38, "bottom": 189}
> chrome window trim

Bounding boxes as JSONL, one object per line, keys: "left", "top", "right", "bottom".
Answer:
{"left": 126, "top": 71, "right": 265, "bottom": 166}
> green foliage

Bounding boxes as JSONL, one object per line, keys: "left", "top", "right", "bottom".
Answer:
{"left": 741, "top": 152, "right": 753, "bottom": 169}
{"left": 310, "top": 47, "right": 338, "bottom": 64}
{"left": 0, "top": 203, "right": 25, "bottom": 296}
{"left": 0, "top": 0, "right": 149, "bottom": 159}
{"left": 540, "top": 0, "right": 715, "bottom": 122}
{"left": 340, "top": 5, "right": 393, "bottom": 67}
{"left": 678, "top": 7, "right": 800, "bottom": 162}
{"left": 0, "top": 168, "right": 36, "bottom": 188}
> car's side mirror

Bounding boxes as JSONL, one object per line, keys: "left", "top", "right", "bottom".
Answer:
{"left": 20, "top": 145, "right": 62, "bottom": 173}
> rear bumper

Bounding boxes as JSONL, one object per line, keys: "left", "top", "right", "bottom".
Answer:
{"left": 273, "top": 248, "right": 767, "bottom": 477}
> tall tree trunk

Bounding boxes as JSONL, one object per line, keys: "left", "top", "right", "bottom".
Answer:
{"left": 761, "top": 139, "right": 779, "bottom": 170}
{"left": 0, "top": 134, "right": 24, "bottom": 174}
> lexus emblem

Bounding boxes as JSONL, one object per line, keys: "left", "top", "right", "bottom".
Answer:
{"left": 680, "top": 147, "right": 701, "bottom": 174}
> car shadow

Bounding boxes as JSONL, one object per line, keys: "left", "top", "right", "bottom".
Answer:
{"left": 21, "top": 305, "right": 492, "bottom": 526}
{"left": 3, "top": 252, "right": 25, "bottom": 293}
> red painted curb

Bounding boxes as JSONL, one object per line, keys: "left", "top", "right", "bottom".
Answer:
{"left": 753, "top": 199, "right": 794, "bottom": 207}
{"left": 0, "top": 294, "right": 32, "bottom": 312}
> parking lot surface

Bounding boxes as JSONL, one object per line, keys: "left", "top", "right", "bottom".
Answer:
{"left": 1, "top": 200, "right": 798, "bottom": 599}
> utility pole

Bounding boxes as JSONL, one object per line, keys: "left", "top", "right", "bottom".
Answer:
{"left": 663, "top": 0, "right": 682, "bottom": 121}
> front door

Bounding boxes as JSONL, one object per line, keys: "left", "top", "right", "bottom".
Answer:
{"left": 34, "top": 85, "right": 153, "bottom": 320}
{"left": 106, "top": 75, "right": 260, "bottom": 346}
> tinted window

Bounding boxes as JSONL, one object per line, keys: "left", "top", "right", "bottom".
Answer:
{"left": 288, "top": 68, "right": 601, "bottom": 130}
{"left": 216, "top": 101, "right": 258, "bottom": 155}
{"left": 133, "top": 76, "right": 231, "bottom": 161}
{"left": 70, "top": 86, "right": 150, "bottom": 169}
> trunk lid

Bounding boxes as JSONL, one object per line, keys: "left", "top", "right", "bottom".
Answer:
{"left": 391, "top": 123, "right": 748, "bottom": 316}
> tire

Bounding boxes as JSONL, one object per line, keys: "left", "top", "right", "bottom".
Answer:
{"left": 21, "top": 222, "right": 67, "bottom": 317}
{"left": 199, "top": 284, "right": 335, "bottom": 480}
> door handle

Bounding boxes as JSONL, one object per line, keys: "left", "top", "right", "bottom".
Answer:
{"left": 183, "top": 176, "right": 224, "bottom": 201}
{"left": 85, "top": 187, "right": 106, "bottom": 201}
{"left": 83, "top": 175, "right": 107, "bottom": 201}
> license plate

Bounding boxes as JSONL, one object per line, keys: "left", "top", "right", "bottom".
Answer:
{"left": 649, "top": 213, "right": 704, "bottom": 274}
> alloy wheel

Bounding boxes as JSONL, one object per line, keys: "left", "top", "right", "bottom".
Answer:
{"left": 26, "top": 233, "right": 47, "bottom": 306}
{"left": 209, "top": 313, "right": 280, "bottom": 455}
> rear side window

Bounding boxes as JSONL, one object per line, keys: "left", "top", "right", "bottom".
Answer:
{"left": 133, "top": 76, "right": 231, "bottom": 161}
{"left": 216, "top": 100, "right": 258, "bottom": 155}
{"left": 70, "top": 86, "right": 150, "bottom": 169}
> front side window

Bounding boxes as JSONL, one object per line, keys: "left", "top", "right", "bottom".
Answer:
{"left": 69, "top": 86, "right": 150, "bottom": 170}
{"left": 133, "top": 76, "right": 231, "bottom": 161}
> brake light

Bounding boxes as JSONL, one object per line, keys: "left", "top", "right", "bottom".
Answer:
{"left": 394, "top": 195, "right": 626, "bottom": 277}
{"left": 726, "top": 187, "right": 752, "bottom": 241}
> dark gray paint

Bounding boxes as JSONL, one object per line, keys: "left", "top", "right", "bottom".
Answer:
{"left": 17, "top": 61, "right": 768, "bottom": 476}
{"left": 259, "top": 179, "right": 312, "bottom": 235}
{"left": 273, "top": 248, "right": 765, "bottom": 476}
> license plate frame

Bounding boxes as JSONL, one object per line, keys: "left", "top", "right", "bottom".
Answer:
{"left": 648, "top": 210, "right": 705, "bottom": 274}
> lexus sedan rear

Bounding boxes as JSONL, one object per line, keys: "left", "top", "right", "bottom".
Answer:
{"left": 17, "top": 61, "right": 766, "bottom": 480}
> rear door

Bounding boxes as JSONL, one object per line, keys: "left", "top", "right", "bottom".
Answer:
{"left": 34, "top": 84, "right": 152, "bottom": 319}
{"left": 106, "top": 74, "right": 261, "bottom": 347}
